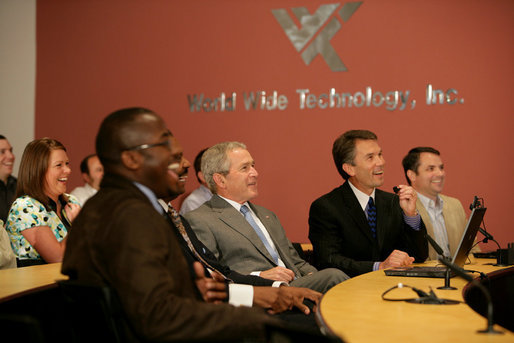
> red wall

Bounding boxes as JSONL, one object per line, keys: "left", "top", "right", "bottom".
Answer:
{"left": 35, "top": 0, "right": 514, "bottom": 247}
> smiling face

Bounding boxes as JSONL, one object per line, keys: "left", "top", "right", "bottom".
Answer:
{"left": 408, "top": 152, "right": 445, "bottom": 201}
{"left": 166, "top": 136, "right": 191, "bottom": 197}
{"left": 216, "top": 148, "right": 258, "bottom": 204}
{"left": 0, "top": 139, "right": 15, "bottom": 183}
{"left": 343, "top": 139, "right": 385, "bottom": 195}
{"left": 44, "top": 149, "right": 71, "bottom": 202}
{"left": 125, "top": 114, "right": 190, "bottom": 199}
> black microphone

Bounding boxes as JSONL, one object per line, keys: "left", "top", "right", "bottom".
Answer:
{"left": 476, "top": 228, "right": 504, "bottom": 265}
{"left": 407, "top": 285, "right": 452, "bottom": 305}
{"left": 438, "top": 258, "right": 503, "bottom": 335}
{"left": 425, "top": 233, "right": 447, "bottom": 259}
{"left": 469, "top": 196, "right": 479, "bottom": 210}
{"left": 467, "top": 197, "right": 504, "bottom": 264}
{"left": 425, "top": 233, "right": 456, "bottom": 290}
{"left": 478, "top": 227, "right": 494, "bottom": 242}
{"left": 478, "top": 227, "right": 501, "bottom": 250}
{"left": 410, "top": 286, "right": 430, "bottom": 298}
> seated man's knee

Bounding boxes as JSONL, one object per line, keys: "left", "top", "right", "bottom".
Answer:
{"left": 320, "top": 268, "right": 349, "bottom": 288}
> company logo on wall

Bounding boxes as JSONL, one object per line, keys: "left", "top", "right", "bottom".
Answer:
{"left": 271, "top": 2, "right": 362, "bottom": 72}
{"left": 187, "top": 2, "right": 465, "bottom": 113}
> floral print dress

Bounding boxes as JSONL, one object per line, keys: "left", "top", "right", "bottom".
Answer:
{"left": 6, "top": 194, "right": 79, "bottom": 260}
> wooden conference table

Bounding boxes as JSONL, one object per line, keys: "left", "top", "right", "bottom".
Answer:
{"left": 319, "top": 259, "right": 514, "bottom": 342}
{"left": 1, "top": 260, "right": 512, "bottom": 342}
{"left": 0, "top": 262, "right": 67, "bottom": 301}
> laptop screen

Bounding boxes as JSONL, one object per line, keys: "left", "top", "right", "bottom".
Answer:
{"left": 451, "top": 207, "right": 487, "bottom": 267}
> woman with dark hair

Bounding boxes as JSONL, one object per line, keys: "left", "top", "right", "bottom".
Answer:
{"left": 5, "top": 138, "right": 80, "bottom": 267}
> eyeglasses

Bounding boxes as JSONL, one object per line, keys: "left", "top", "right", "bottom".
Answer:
{"left": 125, "top": 140, "right": 171, "bottom": 151}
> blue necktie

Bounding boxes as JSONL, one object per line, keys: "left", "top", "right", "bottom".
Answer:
{"left": 240, "top": 205, "right": 279, "bottom": 264}
{"left": 366, "top": 197, "right": 377, "bottom": 239}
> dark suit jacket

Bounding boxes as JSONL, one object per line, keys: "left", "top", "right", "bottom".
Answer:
{"left": 175, "top": 214, "right": 276, "bottom": 287}
{"left": 62, "top": 174, "right": 272, "bottom": 342}
{"left": 308, "top": 182, "right": 428, "bottom": 277}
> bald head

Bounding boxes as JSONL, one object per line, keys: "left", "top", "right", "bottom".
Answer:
{"left": 96, "top": 107, "right": 168, "bottom": 171}
{"left": 95, "top": 107, "right": 183, "bottom": 198}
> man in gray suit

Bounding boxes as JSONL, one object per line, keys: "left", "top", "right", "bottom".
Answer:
{"left": 184, "top": 142, "right": 348, "bottom": 293}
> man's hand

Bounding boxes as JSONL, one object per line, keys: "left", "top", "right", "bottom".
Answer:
{"left": 259, "top": 266, "right": 295, "bottom": 282}
{"left": 395, "top": 185, "right": 418, "bottom": 217}
{"left": 253, "top": 286, "right": 321, "bottom": 315}
{"left": 193, "top": 262, "right": 227, "bottom": 303}
{"left": 274, "top": 286, "right": 321, "bottom": 315}
{"left": 379, "top": 250, "right": 414, "bottom": 270}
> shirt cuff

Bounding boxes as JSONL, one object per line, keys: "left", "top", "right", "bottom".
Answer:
{"left": 373, "top": 261, "right": 381, "bottom": 271}
{"left": 272, "top": 281, "right": 288, "bottom": 287}
{"left": 228, "top": 284, "right": 254, "bottom": 307}
{"left": 250, "top": 271, "right": 261, "bottom": 276}
{"left": 403, "top": 212, "right": 421, "bottom": 231}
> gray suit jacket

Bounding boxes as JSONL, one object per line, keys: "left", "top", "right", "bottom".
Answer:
{"left": 184, "top": 195, "right": 317, "bottom": 277}
{"left": 417, "top": 194, "right": 477, "bottom": 260}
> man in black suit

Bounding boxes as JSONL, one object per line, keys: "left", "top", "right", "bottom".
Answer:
{"left": 308, "top": 130, "right": 428, "bottom": 277}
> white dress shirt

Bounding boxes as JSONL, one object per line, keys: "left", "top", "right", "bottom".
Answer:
{"left": 417, "top": 192, "right": 451, "bottom": 257}
{"left": 70, "top": 183, "right": 98, "bottom": 207}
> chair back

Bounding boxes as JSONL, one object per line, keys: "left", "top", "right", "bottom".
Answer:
{"left": 57, "top": 280, "right": 125, "bottom": 343}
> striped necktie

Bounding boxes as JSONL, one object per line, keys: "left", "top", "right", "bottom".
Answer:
{"left": 366, "top": 197, "right": 377, "bottom": 239}
{"left": 167, "top": 204, "right": 229, "bottom": 281}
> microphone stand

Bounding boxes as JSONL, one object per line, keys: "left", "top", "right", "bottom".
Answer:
{"left": 439, "top": 268, "right": 456, "bottom": 290}
{"left": 469, "top": 195, "right": 507, "bottom": 266}
{"left": 425, "top": 233, "right": 456, "bottom": 290}
{"left": 438, "top": 258, "right": 503, "bottom": 335}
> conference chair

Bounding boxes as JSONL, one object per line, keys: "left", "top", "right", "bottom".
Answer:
{"left": 0, "top": 313, "right": 46, "bottom": 343}
{"left": 266, "top": 321, "right": 344, "bottom": 343}
{"left": 0, "top": 285, "right": 70, "bottom": 342}
{"left": 57, "top": 280, "right": 125, "bottom": 342}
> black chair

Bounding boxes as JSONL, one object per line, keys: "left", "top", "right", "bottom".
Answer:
{"left": 0, "top": 285, "right": 72, "bottom": 342}
{"left": 462, "top": 266, "right": 514, "bottom": 332}
{"left": 57, "top": 280, "right": 125, "bottom": 342}
{"left": 266, "top": 320, "right": 344, "bottom": 343}
{"left": 16, "top": 258, "right": 46, "bottom": 268}
{"left": 292, "top": 242, "right": 314, "bottom": 265}
{"left": 0, "top": 313, "right": 46, "bottom": 343}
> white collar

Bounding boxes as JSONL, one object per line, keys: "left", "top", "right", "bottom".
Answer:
{"left": 218, "top": 194, "right": 250, "bottom": 213}
{"left": 417, "top": 192, "right": 443, "bottom": 211}
{"left": 348, "top": 180, "right": 376, "bottom": 212}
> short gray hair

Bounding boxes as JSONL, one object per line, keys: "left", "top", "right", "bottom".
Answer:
{"left": 202, "top": 141, "right": 247, "bottom": 193}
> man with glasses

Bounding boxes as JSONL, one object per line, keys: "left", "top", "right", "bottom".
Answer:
{"left": 62, "top": 108, "right": 328, "bottom": 342}
{"left": 62, "top": 108, "right": 279, "bottom": 342}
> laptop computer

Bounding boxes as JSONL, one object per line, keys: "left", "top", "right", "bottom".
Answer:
{"left": 384, "top": 207, "right": 487, "bottom": 278}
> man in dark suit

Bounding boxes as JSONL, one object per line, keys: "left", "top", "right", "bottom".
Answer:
{"left": 308, "top": 130, "right": 428, "bottom": 277}
{"left": 185, "top": 142, "right": 348, "bottom": 293}
{"left": 62, "top": 108, "right": 279, "bottom": 342}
